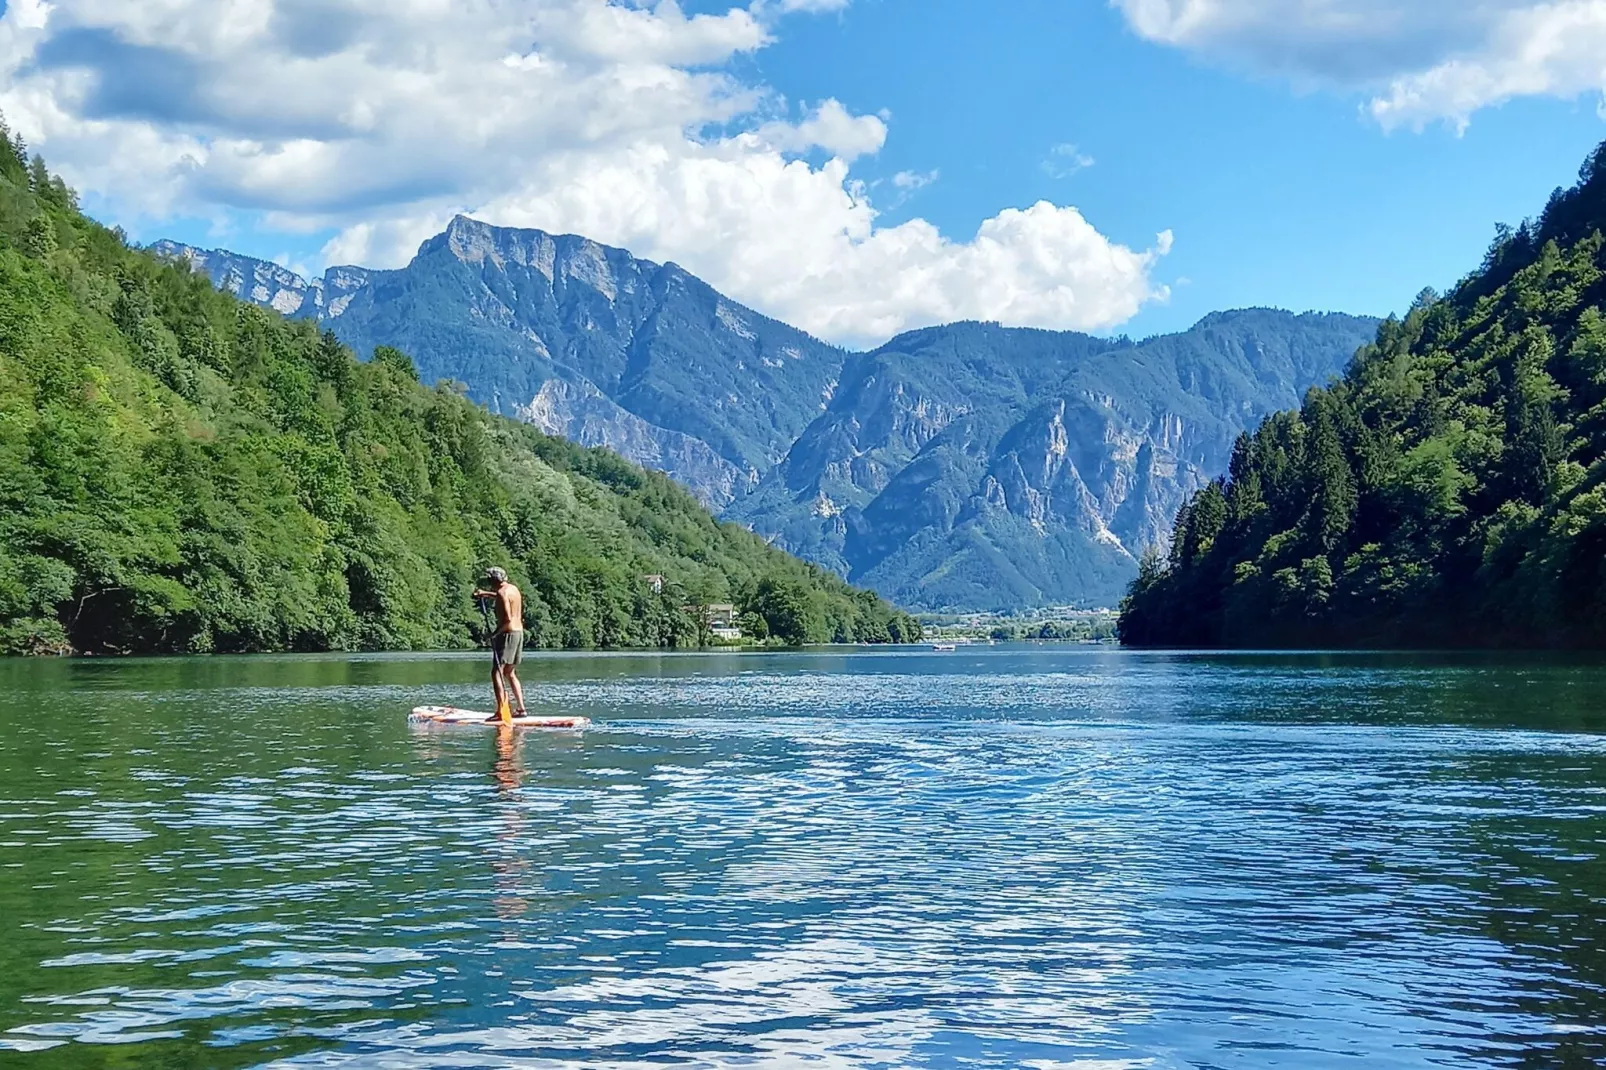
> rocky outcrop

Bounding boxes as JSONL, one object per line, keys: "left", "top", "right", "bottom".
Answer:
{"left": 515, "top": 378, "right": 752, "bottom": 509}
{"left": 151, "top": 241, "right": 372, "bottom": 318}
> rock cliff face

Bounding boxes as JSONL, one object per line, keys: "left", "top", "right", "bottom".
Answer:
{"left": 513, "top": 378, "right": 751, "bottom": 508}
{"left": 149, "top": 241, "right": 372, "bottom": 318}
{"left": 158, "top": 224, "right": 1378, "bottom": 609}
{"left": 726, "top": 313, "right": 1381, "bottom": 609}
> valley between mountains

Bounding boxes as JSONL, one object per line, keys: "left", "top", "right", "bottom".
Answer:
{"left": 156, "top": 219, "right": 1377, "bottom": 611}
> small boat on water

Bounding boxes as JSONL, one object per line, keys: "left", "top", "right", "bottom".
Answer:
{"left": 930, "top": 642, "right": 958, "bottom": 651}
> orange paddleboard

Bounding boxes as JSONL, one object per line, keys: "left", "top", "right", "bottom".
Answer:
{"left": 409, "top": 706, "right": 592, "bottom": 730}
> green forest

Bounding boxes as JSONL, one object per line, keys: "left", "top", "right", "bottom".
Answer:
{"left": 0, "top": 131, "right": 921, "bottom": 656}
{"left": 1121, "top": 140, "right": 1606, "bottom": 649}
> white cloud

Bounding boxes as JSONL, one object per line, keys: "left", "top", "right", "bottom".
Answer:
{"left": 752, "top": 98, "right": 887, "bottom": 161}
{"left": 1370, "top": 2, "right": 1606, "bottom": 130}
{"left": 271, "top": 252, "right": 314, "bottom": 279}
{"left": 1112, "top": 0, "right": 1606, "bottom": 129}
{"left": 1042, "top": 143, "right": 1095, "bottom": 178}
{"left": 876, "top": 167, "right": 937, "bottom": 212}
{"left": 891, "top": 168, "right": 939, "bottom": 191}
{"left": 481, "top": 152, "right": 1173, "bottom": 346}
{"left": 0, "top": 0, "right": 1171, "bottom": 346}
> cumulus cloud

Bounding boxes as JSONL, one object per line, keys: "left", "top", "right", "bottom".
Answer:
{"left": 1370, "top": 2, "right": 1606, "bottom": 130}
{"left": 752, "top": 98, "right": 887, "bottom": 161}
{"left": 1112, "top": 0, "right": 1606, "bottom": 129}
{"left": 0, "top": 0, "right": 1171, "bottom": 345}
{"left": 483, "top": 153, "right": 1173, "bottom": 345}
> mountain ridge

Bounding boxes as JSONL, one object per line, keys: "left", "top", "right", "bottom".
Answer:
{"left": 160, "top": 216, "right": 849, "bottom": 511}
{"left": 727, "top": 310, "right": 1380, "bottom": 608}
{"left": 155, "top": 224, "right": 1381, "bottom": 610}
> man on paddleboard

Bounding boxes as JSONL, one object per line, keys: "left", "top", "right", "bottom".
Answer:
{"left": 473, "top": 567, "right": 527, "bottom": 723}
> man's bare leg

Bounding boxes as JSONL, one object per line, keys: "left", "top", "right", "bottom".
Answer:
{"left": 504, "top": 666, "right": 527, "bottom": 715}
{"left": 488, "top": 667, "right": 508, "bottom": 722}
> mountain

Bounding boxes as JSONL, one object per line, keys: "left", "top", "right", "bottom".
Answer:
{"left": 728, "top": 311, "right": 1381, "bottom": 609}
{"left": 149, "top": 241, "right": 374, "bottom": 319}
{"left": 1, "top": 140, "right": 919, "bottom": 656}
{"left": 1119, "top": 140, "right": 1606, "bottom": 649}
{"left": 155, "top": 217, "right": 847, "bottom": 511}
{"left": 158, "top": 226, "right": 1377, "bottom": 612}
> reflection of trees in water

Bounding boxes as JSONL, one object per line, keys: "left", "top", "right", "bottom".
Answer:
{"left": 1181, "top": 654, "right": 1606, "bottom": 734}
{"left": 1418, "top": 661, "right": 1606, "bottom": 1065}
{"left": 1172, "top": 657, "right": 1606, "bottom": 1064}
{"left": 1407, "top": 660, "right": 1606, "bottom": 734}
{"left": 1429, "top": 749, "right": 1606, "bottom": 1068}
{"left": 491, "top": 727, "right": 532, "bottom": 922}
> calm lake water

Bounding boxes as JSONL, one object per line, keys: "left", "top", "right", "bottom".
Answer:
{"left": 3, "top": 648, "right": 1606, "bottom": 1068}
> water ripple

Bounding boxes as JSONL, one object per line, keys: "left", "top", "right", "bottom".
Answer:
{"left": 2, "top": 649, "right": 1605, "bottom": 1066}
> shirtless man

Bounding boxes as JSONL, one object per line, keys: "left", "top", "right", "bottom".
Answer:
{"left": 472, "top": 567, "right": 527, "bottom": 722}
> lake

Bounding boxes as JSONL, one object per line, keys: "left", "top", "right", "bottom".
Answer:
{"left": 2, "top": 647, "right": 1606, "bottom": 1068}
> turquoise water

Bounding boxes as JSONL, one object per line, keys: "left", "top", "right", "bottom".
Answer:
{"left": 2, "top": 648, "right": 1606, "bottom": 1067}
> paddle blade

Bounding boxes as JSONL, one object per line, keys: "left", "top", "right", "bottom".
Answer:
{"left": 497, "top": 696, "right": 513, "bottom": 724}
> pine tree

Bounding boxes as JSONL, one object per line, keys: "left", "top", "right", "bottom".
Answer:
{"left": 1304, "top": 399, "right": 1356, "bottom": 556}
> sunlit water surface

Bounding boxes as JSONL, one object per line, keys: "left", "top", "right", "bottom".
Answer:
{"left": 3, "top": 648, "right": 1606, "bottom": 1068}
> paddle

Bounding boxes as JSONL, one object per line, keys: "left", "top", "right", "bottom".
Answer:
{"left": 476, "top": 595, "right": 494, "bottom": 638}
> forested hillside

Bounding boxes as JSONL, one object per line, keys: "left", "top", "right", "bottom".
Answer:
{"left": 1120, "top": 141, "right": 1606, "bottom": 649}
{"left": 0, "top": 132, "right": 919, "bottom": 655}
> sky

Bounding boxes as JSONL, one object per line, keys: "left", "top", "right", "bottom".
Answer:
{"left": 1, "top": 0, "right": 1604, "bottom": 347}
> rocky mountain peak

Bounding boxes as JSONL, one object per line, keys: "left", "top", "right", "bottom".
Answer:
{"left": 429, "top": 216, "right": 638, "bottom": 301}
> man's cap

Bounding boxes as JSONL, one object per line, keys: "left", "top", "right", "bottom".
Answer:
{"left": 484, "top": 566, "right": 508, "bottom": 584}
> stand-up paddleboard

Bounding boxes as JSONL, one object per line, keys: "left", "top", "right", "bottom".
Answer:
{"left": 410, "top": 706, "right": 592, "bottom": 730}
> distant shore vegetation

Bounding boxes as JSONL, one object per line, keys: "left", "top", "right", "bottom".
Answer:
{"left": 1121, "top": 140, "right": 1606, "bottom": 650}
{"left": 0, "top": 131, "right": 920, "bottom": 656}
{"left": 921, "top": 609, "right": 1118, "bottom": 643}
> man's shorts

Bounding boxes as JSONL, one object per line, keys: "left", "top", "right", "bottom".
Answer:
{"left": 492, "top": 630, "right": 525, "bottom": 668}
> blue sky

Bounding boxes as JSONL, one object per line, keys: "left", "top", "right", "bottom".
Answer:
{"left": 737, "top": 0, "right": 1606, "bottom": 337}
{"left": 6, "top": 0, "right": 1606, "bottom": 346}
